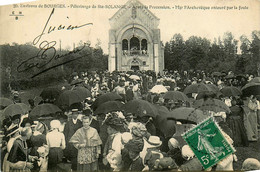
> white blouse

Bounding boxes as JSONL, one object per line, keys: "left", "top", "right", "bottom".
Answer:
{"left": 46, "top": 130, "right": 66, "bottom": 149}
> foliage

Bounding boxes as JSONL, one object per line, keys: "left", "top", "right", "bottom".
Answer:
{"left": 164, "top": 31, "right": 260, "bottom": 75}
{"left": 0, "top": 41, "right": 108, "bottom": 96}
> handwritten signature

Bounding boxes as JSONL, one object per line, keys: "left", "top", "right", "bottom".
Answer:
{"left": 17, "top": 8, "right": 93, "bottom": 78}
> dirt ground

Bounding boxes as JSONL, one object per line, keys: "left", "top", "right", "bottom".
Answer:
{"left": 233, "top": 137, "right": 260, "bottom": 170}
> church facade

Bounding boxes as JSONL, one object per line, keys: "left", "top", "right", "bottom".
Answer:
{"left": 108, "top": 0, "right": 164, "bottom": 73}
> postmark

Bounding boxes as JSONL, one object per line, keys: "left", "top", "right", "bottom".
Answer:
{"left": 182, "top": 116, "right": 235, "bottom": 169}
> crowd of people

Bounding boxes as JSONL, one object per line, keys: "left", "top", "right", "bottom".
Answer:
{"left": 1, "top": 69, "right": 260, "bottom": 171}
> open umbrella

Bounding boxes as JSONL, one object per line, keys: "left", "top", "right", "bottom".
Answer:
{"left": 163, "top": 91, "right": 189, "bottom": 102}
{"left": 193, "top": 98, "right": 231, "bottom": 113}
{"left": 206, "top": 84, "right": 219, "bottom": 93}
{"left": 72, "top": 86, "right": 91, "bottom": 99}
{"left": 241, "top": 82, "right": 260, "bottom": 97}
{"left": 3, "top": 103, "right": 30, "bottom": 117}
{"left": 55, "top": 90, "right": 84, "bottom": 107}
{"left": 123, "top": 99, "right": 159, "bottom": 118}
{"left": 154, "top": 105, "right": 169, "bottom": 116}
{"left": 167, "top": 107, "right": 208, "bottom": 124}
{"left": 30, "top": 103, "right": 61, "bottom": 118}
{"left": 155, "top": 114, "right": 176, "bottom": 138}
{"left": 92, "top": 93, "right": 122, "bottom": 111}
{"left": 94, "top": 101, "right": 124, "bottom": 115}
{"left": 40, "top": 87, "right": 62, "bottom": 100}
{"left": 0, "top": 98, "right": 13, "bottom": 107}
{"left": 150, "top": 85, "right": 168, "bottom": 94}
{"left": 129, "top": 75, "right": 140, "bottom": 80}
{"left": 220, "top": 86, "right": 242, "bottom": 97}
{"left": 184, "top": 83, "right": 218, "bottom": 95}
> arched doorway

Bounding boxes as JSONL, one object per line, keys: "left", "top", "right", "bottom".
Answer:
{"left": 130, "top": 59, "right": 140, "bottom": 71}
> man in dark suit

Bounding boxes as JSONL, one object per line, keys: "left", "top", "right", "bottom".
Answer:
{"left": 63, "top": 109, "right": 82, "bottom": 171}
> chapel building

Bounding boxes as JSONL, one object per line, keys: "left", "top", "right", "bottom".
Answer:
{"left": 108, "top": 0, "right": 164, "bottom": 73}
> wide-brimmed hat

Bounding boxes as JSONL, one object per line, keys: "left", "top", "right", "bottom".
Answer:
{"left": 242, "top": 158, "right": 260, "bottom": 171}
{"left": 146, "top": 136, "right": 162, "bottom": 148}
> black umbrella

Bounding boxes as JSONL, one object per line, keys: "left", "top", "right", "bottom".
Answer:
{"left": 92, "top": 93, "right": 122, "bottom": 111}
{"left": 72, "top": 86, "right": 91, "bottom": 99}
{"left": 163, "top": 91, "right": 189, "bottom": 102}
{"left": 167, "top": 107, "right": 207, "bottom": 124}
{"left": 0, "top": 98, "right": 13, "bottom": 107}
{"left": 55, "top": 90, "right": 83, "bottom": 107}
{"left": 193, "top": 98, "right": 231, "bottom": 113}
{"left": 220, "top": 86, "right": 242, "bottom": 97}
{"left": 155, "top": 114, "right": 176, "bottom": 138}
{"left": 40, "top": 87, "right": 62, "bottom": 100}
{"left": 3, "top": 103, "right": 30, "bottom": 117}
{"left": 123, "top": 99, "right": 159, "bottom": 118}
{"left": 184, "top": 83, "right": 218, "bottom": 95}
{"left": 94, "top": 101, "right": 124, "bottom": 115}
{"left": 242, "top": 82, "right": 260, "bottom": 97}
{"left": 30, "top": 103, "right": 61, "bottom": 118}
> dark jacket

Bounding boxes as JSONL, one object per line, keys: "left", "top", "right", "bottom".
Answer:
{"left": 63, "top": 119, "right": 82, "bottom": 159}
{"left": 126, "top": 88, "right": 134, "bottom": 102}
{"left": 129, "top": 156, "right": 144, "bottom": 171}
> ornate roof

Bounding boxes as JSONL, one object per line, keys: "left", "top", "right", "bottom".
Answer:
{"left": 109, "top": 0, "right": 160, "bottom": 30}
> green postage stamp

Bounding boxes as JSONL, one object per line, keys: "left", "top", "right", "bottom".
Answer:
{"left": 182, "top": 116, "right": 235, "bottom": 169}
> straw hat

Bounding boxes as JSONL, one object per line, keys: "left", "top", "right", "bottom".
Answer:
{"left": 146, "top": 136, "right": 162, "bottom": 148}
{"left": 168, "top": 138, "right": 180, "bottom": 149}
{"left": 242, "top": 158, "right": 260, "bottom": 171}
{"left": 181, "top": 145, "right": 194, "bottom": 160}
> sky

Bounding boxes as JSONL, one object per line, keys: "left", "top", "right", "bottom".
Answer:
{"left": 0, "top": 0, "right": 259, "bottom": 54}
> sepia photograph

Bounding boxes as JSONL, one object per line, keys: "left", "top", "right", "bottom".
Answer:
{"left": 0, "top": 0, "right": 260, "bottom": 171}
